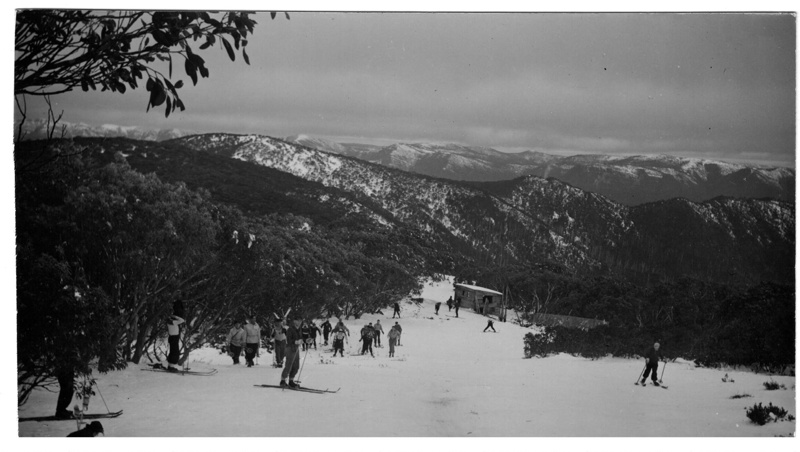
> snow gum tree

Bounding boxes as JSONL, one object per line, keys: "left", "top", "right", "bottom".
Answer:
{"left": 15, "top": 10, "right": 262, "bottom": 118}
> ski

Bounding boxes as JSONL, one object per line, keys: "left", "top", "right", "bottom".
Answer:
{"left": 20, "top": 410, "right": 123, "bottom": 422}
{"left": 635, "top": 382, "right": 668, "bottom": 389}
{"left": 254, "top": 384, "right": 339, "bottom": 394}
{"left": 142, "top": 368, "right": 217, "bottom": 376}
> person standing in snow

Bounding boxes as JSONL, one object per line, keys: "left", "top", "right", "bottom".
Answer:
{"left": 271, "top": 319, "right": 287, "bottom": 368}
{"left": 308, "top": 320, "right": 322, "bottom": 350}
{"left": 321, "top": 319, "right": 333, "bottom": 346}
{"left": 166, "top": 314, "right": 185, "bottom": 372}
{"left": 446, "top": 296, "right": 453, "bottom": 311}
{"left": 435, "top": 301, "right": 442, "bottom": 315}
{"left": 454, "top": 297, "right": 461, "bottom": 318}
{"left": 373, "top": 320, "right": 385, "bottom": 348}
{"left": 394, "top": 321, "right": 403, "bottom": 346}
{"left": 332, "top": 329, "right": 347, "bottom": 357}
{"left": 281, "top": 317, "right": 303, "bottom": 388}
{"left": 359, "top": 324, "right": 375, "bottom": 357}
{"left": 640, "top": 342, "right": 663, "bottom": 386}
{"left": 243, "top": 316, "right": 261, "bottom": 367}
{"left": 226, "top": 320, "right": 246, "bottom": 365}
{"left": 483, "top": 319, "right": 496, "bottom": 332}
{"left": 300, "top": 320, "right": 313, "bottom": 351}
{"left": 392, "top": 302, "right": 401, "bottom": 318}
{"left": 387, "top": 325, "right": 400, "bottom": 357}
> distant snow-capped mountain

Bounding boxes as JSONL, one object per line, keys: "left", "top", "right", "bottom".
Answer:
{"left": 15, "top": 119, "right": 196, "bottom": 142}
{"left": 287, "top": 135, "right": 794, "bottom": 205}
{"left": 164, "top": 132, "right": 792, "bottom": 286}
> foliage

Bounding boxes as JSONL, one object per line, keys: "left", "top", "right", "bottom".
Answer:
{"left": 523, "top": 331, "right": 555, "bottom": 359}
{"left": 16, "top": 142, "right": 430, "bottom": 405}
{"left": 730, "top": 394, "right": 751, "bottom": 399}
{"left": 763, "top": 380, "right": 786, "bottom": 391}
{"left": 15, "top": 10, "right": 267, "bottom": 117}
{"left": 16, "top": 151, "right": 126, "bottom": 405}
{"left": 745, "top": 403, "right": 792, "bottom": 426}
{"left": 504, "top": 265, "right": 794, "bottom": 369}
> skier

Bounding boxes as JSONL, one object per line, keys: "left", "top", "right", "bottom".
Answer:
{"left": 271, "top": 319, "right": 287, "bottom": 368}
{"left": 226, "top": 320, "right": 246, "bottom": 365}
{"left": 446, "top": 296, "right": 453, "bottom": 311}
{"left": 373, "top": 319, "right": 385, "bottom": 348}
{"left": 300, "top": 320, "right": 312, "bottom": 351}
{"left": 359, "top": 324, "right": 375, "bottom": 357}
{"left": 280, "top": 316, "right": 303, "bottom": 388}
{"left": 640, "top": 342, "right": 663, "bottom": 386}
{"left": 166, "top": 313, "right": 185, "bottom": 372}
{"left": 392, "top": 302, "right": 401, "bottom": 318}
{"left": 321, "top": 319, "right": 333, "bottom": 346}
{"left": 435, "top": 301, "right": 442, "bottom": 315}
{"left": 332, "top": 329, "right": 347, "bottom": 357}
{"left": 243, "top": 316, "right": 261, "bottom": 367}
{"left": 394, "top": 322, "right": 403, "bottom": 346}
{"left": 67, "top": 421, "right": 104, "bottom": 437}
{"left": 333, "top": 318, "right": 350, "bottom": 337}
{"left": 454, "top": 297, "right": 461, "bottom": 318}
{"left": 387, "top": 325, "right": 400, "bottom": 357}
{"left": 483, "top": 319, "right": 496, "bottom": 332}
{"left": 308, "top": 321, "right": 322, "bottom": 350}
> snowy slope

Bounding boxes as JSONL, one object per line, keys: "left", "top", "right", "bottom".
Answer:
{"left": 17, "top": 278, "right": 796, "bottom": 439}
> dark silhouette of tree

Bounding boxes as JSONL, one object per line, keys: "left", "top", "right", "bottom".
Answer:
{"left": 14, "top": 10, "right": 282, "bottom": 117}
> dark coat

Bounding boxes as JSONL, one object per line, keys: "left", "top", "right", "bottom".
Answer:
{"left": 644, "top": 346, "right": 661, "bottom": 365}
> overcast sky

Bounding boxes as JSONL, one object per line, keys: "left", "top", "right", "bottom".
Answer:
{"left": 16, "top": 9, "right": 797, "bottom": 167}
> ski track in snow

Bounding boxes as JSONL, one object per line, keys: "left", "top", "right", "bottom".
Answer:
{"left": 16, "top": 278, "right": 796, "bottom": 439}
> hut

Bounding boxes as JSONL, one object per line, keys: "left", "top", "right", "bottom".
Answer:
{"left": 453, "top": 283, "right": 505, "bottom": 318}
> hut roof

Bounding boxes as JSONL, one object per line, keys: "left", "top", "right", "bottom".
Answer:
{"left": 454, "top": 283, "right": 503, "bottom": 296}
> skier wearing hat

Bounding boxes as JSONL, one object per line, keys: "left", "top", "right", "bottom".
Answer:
{"left": 640, "top": 342, "right": 663, "bottom": 386}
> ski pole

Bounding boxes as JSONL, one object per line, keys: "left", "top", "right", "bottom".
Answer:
{"left": 659, "top": 360, "right": 667, "bottom": 384}
{"left": 635, "top": 363, "right": 646, "bottom": 384}
{"left": 92, "top": 380, "right": 111, "bottom": 414}
{"left": 296, "top": 342, "right": 310, "bottom": 383}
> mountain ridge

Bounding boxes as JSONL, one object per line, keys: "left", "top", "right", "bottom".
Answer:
{"left": 166, "top": 132, "right": 793, "bottom": 286}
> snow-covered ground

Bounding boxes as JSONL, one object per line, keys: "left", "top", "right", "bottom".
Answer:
{"left": 13, "top": 278, "right": 796, "bottom": 443}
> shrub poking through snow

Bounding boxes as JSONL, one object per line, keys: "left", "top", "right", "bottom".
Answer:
{"left": 763, "top": 380, "right": 785, "bottom": 390}
{"left": 523, "top": 331, "right": 555, "bottom": 358}
{"left": 730, "top": 394, "right": 752, "bottom": 399}
{"left": 745, "top": 403, "right": 793, "bottom": 425}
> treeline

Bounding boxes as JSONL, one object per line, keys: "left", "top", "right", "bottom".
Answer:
{"left": 457, "top": 263, "right": 795, "bottom": 372}
{"left": 16, "top": 145, "right": 428, "bottom": 405}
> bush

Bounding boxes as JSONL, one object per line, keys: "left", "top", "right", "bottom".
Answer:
{"left": 523, "top": 331, "right": 555, "bottom": 358}
{"left": 763, "top": 380, "right": 785, "bottom": 390}
{"left": 730, "top": 394, "right": 751, "bottom": 399}
{"left": 745, "top": 403, "right": 792, "bottom": 425}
